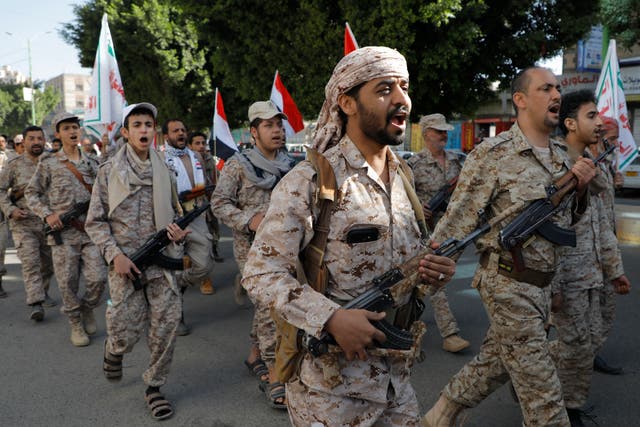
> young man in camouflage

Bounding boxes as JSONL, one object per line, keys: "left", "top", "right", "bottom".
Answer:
{"left": 85, "top": 103, "right": 189, "bottom": 421}
{"left": 0, "top": 126, "right": 55, "bottom": 320}
{"left": 550, "top": 90, "right": 631, "bottom": 426}
{"left": 408, "top": 113, "right": 469, "bottom": 353}
{"left": 0, "top": 134, "right": 10, "bottom": 298}
{"left": 422, "top": 68, "right": 597, "bottom": 427}
{"left": 212, "top": 100, "right": 294, "bottom": 409}
{"left": 162, "top": 119, "right": 215, "bottom": 332}
{"left": 25, "top": 112, "right": 106, "bottom": 347}
{"left": 242, "top": 47, "right": 456, "bottom": 426}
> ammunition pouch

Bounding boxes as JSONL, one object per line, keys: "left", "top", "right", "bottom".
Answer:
{"left": 479, "top": 252, "right": 554, "bottom": 288}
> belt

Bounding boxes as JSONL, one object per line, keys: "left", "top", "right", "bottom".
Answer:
{"left": 479, "top": 252, "right": 554, "bottom": 288}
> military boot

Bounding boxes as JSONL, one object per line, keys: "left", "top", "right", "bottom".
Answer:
{"left": 442, "top": 334, "right": 470, "bottom": 353}
{"left": 422, "top": 395, "right": 464, "bottom": 427}
{"left": 567, "top": 408, "right": 586, "bottom": 427}
{"left": 30, "top": 303, "right": 44, "bottom": 322}
{"left": 82, "top": 308, "right": 97, "bottom": 335}
{"left": 70, "top": 317, "right": 90, "bottom": 347}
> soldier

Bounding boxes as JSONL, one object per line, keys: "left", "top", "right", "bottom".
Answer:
{"left": 407, "top": 113, "right": 469, "bottom": 353}
{"left": 242, "top": 47, "right": 456, "bottom": 425}
{"left": 25, "top": 112, "right": 107, "bottom": 347}
{"left": 0, "top": 133, "right": 9, "bottom": 298}
{"left": 85, "top": 102, "right": 189, "bottom": 421}
{"left": 422, "top": 67, "right": 598, "bottom": 427}
{"left": 212, "top": 100, "right": 294, "bottom": 409}
{"left": 186, "top": 131, "right": 223, "bottom": 265}
{"left": 162, "top": 119, "right": 215, "bottom": 331}
{"left": 590, "top": 117, "right": 626, "bottom": 375}
{"left": 550, "top": 90, "right": 631, "bottom": 426}
{"left": 0, "top": 126, "right": 55, "bottom": 319}
{"left": 81, "top": 136, "right": 100, "bottom": 161}
{"left": 51, "top": 138, "right": 62, "bottom": 153}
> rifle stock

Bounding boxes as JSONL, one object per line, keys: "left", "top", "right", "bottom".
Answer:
{"left": 44, "top": 200, "right": 91, "bottom": 245}
{"left": 178, "top": 184, "right": 215, "bottom": 203}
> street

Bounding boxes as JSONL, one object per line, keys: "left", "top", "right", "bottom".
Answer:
{"left": 1, "top": 216, "right": 638, "bottom": 426}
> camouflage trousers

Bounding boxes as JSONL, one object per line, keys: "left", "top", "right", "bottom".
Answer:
{"left": 428, "top": 286, "right": 460, "bottom": 338}
{"left": 51, "top": 241, "right": 106, "bottom": 319}
{"left": 549, "top": 287, "right": 602, "bottom": 409}
{"left": 176, "top": 214, "right": 214, "bottom": 288}
{"left": 106, "top": 268, "right": 181, "bottom": 387}
{"left": 237, "top": 244, "right": 277, "bottom": 368}
{"left": 13, "top": 226, "right": 54, "bottom": 305}
{"left": 0, "top": 220, "right": 8, "bottom": 276}
{"left": 286, "top": 375, "right": 420, "bottom": 426}
{"left": 593, "top": 282, "right": 616, "bottom": 354}
{"left": 443, "top": 268, "right": 569, "bottom": 427}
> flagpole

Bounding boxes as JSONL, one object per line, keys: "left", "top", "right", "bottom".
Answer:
{"left": 213, "top": 87, "right": 218, "bottom": 159}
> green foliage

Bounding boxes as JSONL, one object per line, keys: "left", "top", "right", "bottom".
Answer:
{"left": 601, "top": 0, "right": 640, "bottom": 49}
{"left": 0, "top": 83, "right": 60, "bottom": 137}
{"left": 61, "top": 0, "right": 599, "bottom": 128}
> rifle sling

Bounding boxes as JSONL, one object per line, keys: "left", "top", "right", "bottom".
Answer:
{"left": 57, "top": 153, "right": 93, "bottom": 194}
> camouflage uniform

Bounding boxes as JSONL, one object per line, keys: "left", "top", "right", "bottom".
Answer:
{"left": 0, "top": 154, "right": 54, "bottom": 305}
{"left": 85, "top": 146, "right": 182, "bottom": 386}
{"left": 431, "top": 123, "right": 578, "bottom": 426}
{"left": 549, "top": 148, "right": 624, "bottom": 409}
{"left": 202, "top": 151, "right": 221, "bottom": 248}
{"left": 243, "top": 137, "right": 424, "bottom": 426}
{"left": 0, "top": 149, "right": 9, "bottom": 281}
{"left": 25, "top": 150, "right": 106, "bottom": 322}
{"left": 161, "top": 149, "right": 214, "bottom": 289}
{"left": 407, "top": 149, "right": 464, "bottom": 338}
{"left": 211, "top": 150, "right": 276, "bottom": 365}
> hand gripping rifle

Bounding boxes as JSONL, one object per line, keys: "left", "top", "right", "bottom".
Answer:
{"left": 303, "top": 204, "right": 523, "bottom": 357}
{"left": 425, "top": 176, "right": 458, "bottom": 228}
{"left": 128, "top": 202, "right": 210, "bottom": 291}
{"left": 44, "top": 200, "right": 91, "bottom": 245}
{"left": 499, "top": 141, "right": 615, "bottom": 271}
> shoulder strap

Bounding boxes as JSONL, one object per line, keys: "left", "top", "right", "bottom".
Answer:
{"left": 300, "top": 148, "right": 336, "bottom": 294}
{"left": 396, "top": 157, "right": 429, "bottom": 239}
{"left": 57, "top": 152, "right": 92, "bottom": 194}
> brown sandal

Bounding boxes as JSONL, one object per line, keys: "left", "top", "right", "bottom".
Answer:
{"left": 103, "top": 342, "right": 123, "bottom": 381}
{"left": 145, "top": 391, "right": 174, "bottom": 420}
{"left": 266, "top": 381, "right": 287, "bottom": 410}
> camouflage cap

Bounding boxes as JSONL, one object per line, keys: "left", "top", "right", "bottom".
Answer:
{"left": 52, "top": 112, "right": 80, "bottom": 131}
{"left": 420, "top": 113, "right": 454, "bottom": 132}
{"left": 248, "top": 100, "right": 287, "bottom": 123}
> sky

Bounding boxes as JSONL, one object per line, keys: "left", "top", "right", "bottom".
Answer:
{"left": 1, "top": 0, "right": 91, "bottom": 82}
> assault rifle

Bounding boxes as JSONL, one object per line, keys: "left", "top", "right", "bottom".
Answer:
{"left": 499, "top": 141, "right": 615, "bottom": 271}
{"left": 44, "top": 200, "right": 91, "bottom": 245}
{"left": 303, "top": 204, "right": 523, "bottom": 357}
{"left": 425, "top": 176, "right": 458, "bottom": 228}
{"left": 128, "top": 202, "right": 210, "bottom": 291}
{"left": 178, "top": 184, "right": 216, "bottom": 203}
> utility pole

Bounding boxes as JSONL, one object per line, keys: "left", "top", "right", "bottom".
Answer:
{"left": 27, "top": 38, "right": 36, "bottom": 125}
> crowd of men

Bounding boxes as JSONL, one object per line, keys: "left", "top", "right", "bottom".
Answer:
{"left": 0, "top": 46, "right": 632, "bottom": 426}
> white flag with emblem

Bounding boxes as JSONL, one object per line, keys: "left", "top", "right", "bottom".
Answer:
{"left": 84, "top": 13, "right": 127, "bottom": 144}
{"left": 596, "top": 39, "right": 638, "bottom": 171}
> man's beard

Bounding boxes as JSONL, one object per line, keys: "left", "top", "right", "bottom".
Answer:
{"left": 357, "top": 102, "right": 407, "bottom": 147}
{"left": 29, "top": 146, "right": 43, "bottom": 156}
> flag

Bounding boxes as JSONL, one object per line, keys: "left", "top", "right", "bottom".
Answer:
{"left": 344, "top": 22, "right": 359, "bottom": 56}
{"left": 213, "top": 88, "right": 238, "bottom": 161}
{"left": 596, "top": 39, "right": 639, "bottom": 171}
{"left": 270, "top": 71, "right": 304, "bottom": 137}
{"left": 84, "top": 14, "right": 127, "bottom": 144}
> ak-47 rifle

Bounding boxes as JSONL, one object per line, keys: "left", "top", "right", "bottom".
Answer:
{"left": 178, "top": 184, "right": 216, "bottom": 203}
{"left": 499, "top": 140, "right": 615, "bottom": 271}
{"left": 128, "top": 202, "right": 210, "bottom": 290}
{"left": 425, "top": 175, "right": 458, "bottom": 228}
{"left": 44, "top": 200, "right": 91, "bottom": 245}
{"left": 303, "top": 204, "right": 523, "bottom": 357}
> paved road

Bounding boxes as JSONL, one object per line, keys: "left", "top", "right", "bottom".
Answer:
{"left": 1, "top": 224, "right": 638, "bottom": 426}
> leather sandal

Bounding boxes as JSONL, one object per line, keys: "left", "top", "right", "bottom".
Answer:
{"left": 244, "top": 358, "right": 269, "bottom": 385}
{"left": 145, "top": 391, "right": 174, "bottom": 421}
{"left": 266, "top": 381, "right": 287, "bottom": 410}
{"left": 103, "top": 341, "right": 123, "bottom": 381}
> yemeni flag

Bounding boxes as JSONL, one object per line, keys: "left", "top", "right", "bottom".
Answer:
{"left": 270, "top": 71, "right": 304, "bottom": 137}
{"left": 596, "top": 39, "right": 639, "bottom": 171}
{"left": 83, "top": 14, "right": 127, "bottom": 144}
{"left": 344, "top": 22, "right": 359, "bottom": 56}
{"left": 212, "top": 88, "right": 238, "bottom": 163}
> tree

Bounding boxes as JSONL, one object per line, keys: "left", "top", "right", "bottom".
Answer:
{"left": 62, "top": 0, "right": 600, "bottom": 128}
{"left": 0, "top": 83, "right": 60, "bottom": 137}
{"left": 601, "top": 0, "right": 640, "bottom": 49}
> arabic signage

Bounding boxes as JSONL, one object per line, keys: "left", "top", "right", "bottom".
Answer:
{"left": 559, "top": 67, "right": 640, "bottom": 96}
{"left": 577, "top": 25, "right": 604, "bottom": 72}
{"left": 621, "top": 65, "right": 640, "bottom": 95}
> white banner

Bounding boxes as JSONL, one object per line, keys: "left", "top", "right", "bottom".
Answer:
{"left": 83, "top": 14, "right": 127, "bottom": 144}
{"left": 596, "top": 40, "right": 639, "bottom": 171}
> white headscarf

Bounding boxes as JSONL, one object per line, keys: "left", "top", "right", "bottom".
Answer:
{"left": 312, "top": 46, "right": 409, "bottom": 153}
